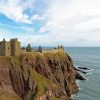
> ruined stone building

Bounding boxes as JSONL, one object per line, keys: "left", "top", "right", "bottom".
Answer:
{"left": 0, "top": 38, "right": 64, "bottom": 56}
{"left": 38, "top": 45, "right": 64, "bottom": 53}
{"left": 0, "top": 38, "right": 20, "bottom": 56}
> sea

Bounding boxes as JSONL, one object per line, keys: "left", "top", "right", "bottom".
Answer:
{"left": 65, "top": 47, "right": 100, "bottom": 100}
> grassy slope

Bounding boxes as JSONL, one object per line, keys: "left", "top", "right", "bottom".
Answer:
{"left": 0, "top": 91, "right": 21, "bottom": 100}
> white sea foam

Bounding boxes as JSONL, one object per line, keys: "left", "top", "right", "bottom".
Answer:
{"left": 71, "top": 93, "right": 80, "bottom": 99}
{"left": 88, "top": 69, "right": 94, "bottom": 72}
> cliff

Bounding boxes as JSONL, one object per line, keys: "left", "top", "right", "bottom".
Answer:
{"left": 0, "top": 52, "right": 79, "bottom": 100}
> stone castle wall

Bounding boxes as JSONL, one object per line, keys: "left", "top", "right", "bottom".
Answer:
{"left": 5, "top": 42, "right": 11, "bottom": 56}
{"left": 0, "top": 38, "right": 20, "bottom": 56}
{"left": 10, "top": 39, "right": 20, "bottom": 56}
{"left": 0, "top": 41, "right": 11, "bottom": 56}
{"left": 0, "top": 42, "right": 5, "bottom": 56}
{"left": 0, "top": 38, "right": 64, "bottom": 56}
{"left": 41, "top": 48, "right": 64, "bottom": 53}
{"left": 38, "top": 45, "right": 64, "bottom": 53}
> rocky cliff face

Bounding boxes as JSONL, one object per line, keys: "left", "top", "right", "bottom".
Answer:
{"left": 0, "top": 52, "right": 79, "bottom": 100}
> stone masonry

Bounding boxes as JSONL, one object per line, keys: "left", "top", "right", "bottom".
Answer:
{"left": 0, "top": 38, "right": 64, "bottom": 56}
{"left": 0, "top": 38, "right": 20, "bottom": 56}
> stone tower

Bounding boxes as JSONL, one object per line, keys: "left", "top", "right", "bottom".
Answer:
{"left": 10, "top": 38, "right": 20, "bottom": 56}
{"left": 0, "top": 38, "right": 11, "bottom": 56}
{"left": 0, "top": 38, "right": 20, "bottom": 56}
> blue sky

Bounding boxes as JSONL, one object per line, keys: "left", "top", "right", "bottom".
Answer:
{"left": 0, "top": 0, "right": 100, "bottom": 47}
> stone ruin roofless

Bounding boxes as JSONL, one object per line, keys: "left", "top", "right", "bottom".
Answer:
{"left": 0, "top": 38, "right": 20, "bottom": 56}
{"left": 0, "top": 38, "right": 64, "bottom": 56}
{"left": 38, "top": 45, "right": 64, "bottom": 53}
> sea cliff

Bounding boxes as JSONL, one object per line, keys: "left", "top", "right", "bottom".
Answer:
{"left": 0, "top": 52, "right": 79, "bottom": 100}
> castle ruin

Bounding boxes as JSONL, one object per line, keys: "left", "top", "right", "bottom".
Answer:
{"left": 0, "top": 38, "right": 64, "bottom": 56}
{"left": 0, "top": 38, "right": 20, "bottom": 56}
{"left": 38, "top": 45, "right": 64, "bottom": 53}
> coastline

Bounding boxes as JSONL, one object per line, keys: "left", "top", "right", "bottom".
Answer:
{"left": 0, "top": 51, "right": 80, "bottom": 100}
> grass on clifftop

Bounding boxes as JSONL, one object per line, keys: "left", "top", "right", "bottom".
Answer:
{"left": 43, "top": 52, "right": 67, "bottom": 61}
{"left": 0, "top": 56, "right": 11, "bottom": 64}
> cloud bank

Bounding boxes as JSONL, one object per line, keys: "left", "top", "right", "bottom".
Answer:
{"left": 0, "top": 0, "right": 100, "bottom": 46}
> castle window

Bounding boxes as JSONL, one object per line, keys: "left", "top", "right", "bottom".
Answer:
{"left": 8, "top": 47, "right": 9, "bottom": 49}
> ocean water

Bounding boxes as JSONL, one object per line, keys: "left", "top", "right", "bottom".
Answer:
{"left": 65, "top": 47, "right": 100, "bottom": 100}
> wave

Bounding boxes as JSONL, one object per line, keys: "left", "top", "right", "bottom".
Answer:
{"left": 87, "top": 68, "right": 94, "bottom": 72}
{"left": 75, "top": 65, "right": 94, "bottom": 72}
{"left": 71, "top": 93, "right": 80, "bottom": 100}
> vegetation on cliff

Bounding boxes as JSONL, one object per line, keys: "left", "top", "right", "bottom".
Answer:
{"left": 0, "top": 51, "right": 79, "bottom": 100}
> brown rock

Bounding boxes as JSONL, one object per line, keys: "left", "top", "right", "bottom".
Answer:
{"left": 0, "top": 52, "right": 79, "bottom": 100}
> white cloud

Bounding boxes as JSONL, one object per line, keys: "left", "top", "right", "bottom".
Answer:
{"left": 31, "top": 14, "right": 46, "bottom": 21}
{"left": 1, "top": 0, "right": 100, "bottom": 46}
{"left": 38, "top": 27, "right": 46, "bottom": 33}
{"left": 37, "top": 0, "right": 100, "bottom": 46}
{"left": 0, "top": 0, "right": 36, "bottom": 23}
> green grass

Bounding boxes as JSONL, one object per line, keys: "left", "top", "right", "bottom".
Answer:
{"left": 0, "top": 91, "right": 21, "bottom": 100}
{"left": 31, "top": 69, "right": 59, "bottom": 99}
{"left": 0, "top": 56, "right": 11, "bottom": 64}
{"left": 43, "top": 52, "right": 67, "bottom": 61}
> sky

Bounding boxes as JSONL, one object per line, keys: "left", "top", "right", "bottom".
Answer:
{"left": 0, "top": 0, "right": 100, "bottom": 47}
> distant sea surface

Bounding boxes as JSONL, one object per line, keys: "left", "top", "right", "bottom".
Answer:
{"left": 65, "top": 47, "right": 100, "bottom": 100}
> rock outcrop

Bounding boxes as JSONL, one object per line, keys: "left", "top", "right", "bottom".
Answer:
{"left": 0, "top": 52, "right": 79, "bottom": 100}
